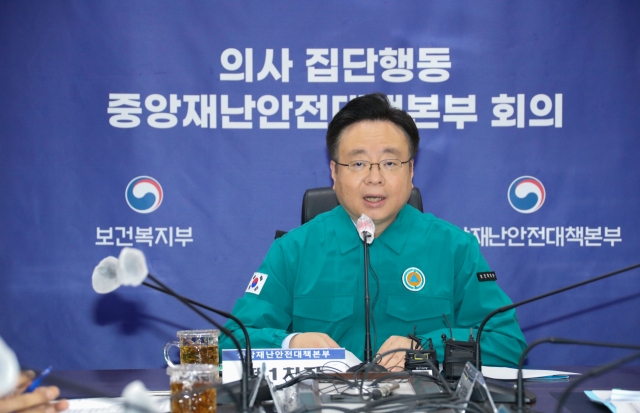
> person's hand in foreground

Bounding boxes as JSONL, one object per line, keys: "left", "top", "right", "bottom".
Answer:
{"left": 0, "top": 371, "right": 68, "bottom": 413}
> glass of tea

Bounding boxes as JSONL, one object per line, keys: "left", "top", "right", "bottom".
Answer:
{"left": 167, "top": 364, "right": 219, "bottom": 413}
{"left": 164, "top": 330, "right": 220, "bottom": 367}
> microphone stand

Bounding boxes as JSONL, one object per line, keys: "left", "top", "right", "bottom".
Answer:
{"left": 554, "top": 349, "right": 640, "bottom": 413}
{"left": 348, "top": 233, "right": 386, "bottom": 373}
{"left": 363, "top": 236, "right": 374, "bottom": 366}
{"left": 144, "top": 274, "right": 251, "bottom": 413}
{"left": 141, "top": 281, "right": 253, "bottom": 378}
{"left": 475, "top": 262, "right": 640, "bottom": 370}
{"left": 514, "top": 337, "right": 640, "bottom": 412}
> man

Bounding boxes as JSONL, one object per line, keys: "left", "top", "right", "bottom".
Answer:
{"left": 220, "top": 93, "right": 526, "bottom": 369}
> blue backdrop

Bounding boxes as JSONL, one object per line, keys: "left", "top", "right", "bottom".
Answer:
{"left": 1, "top": 1, "right": 639, "bottom": 371}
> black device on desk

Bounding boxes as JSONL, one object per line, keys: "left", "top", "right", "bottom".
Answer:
{"left": 404, "top": 332, "right": 439, "bottom": 373}
{"left": 441, "top": 314, "right": 477, "bottom": 381}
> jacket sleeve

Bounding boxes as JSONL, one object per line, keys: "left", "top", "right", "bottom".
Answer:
{"left": 417, "top": 233, "right": 527, "bottom": 367}
{"left": 219, "top": 237, "right": 295, "bottom": 351}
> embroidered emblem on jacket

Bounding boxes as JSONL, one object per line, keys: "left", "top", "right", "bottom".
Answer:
{"left": 246, "top": 272, "right": 268, "bottom": 294}
{"left": 402, "top": 267, "right": 425, "bottom": 291}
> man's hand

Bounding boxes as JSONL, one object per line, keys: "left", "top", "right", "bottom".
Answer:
{"left": 0, "top": 372, "right": 68, "bottom": 413}
{"left": 376, "top": 336, "right": 414, "bottom": 371}
{"left": 289, "top": 333, "right": 340, "bottom": 349}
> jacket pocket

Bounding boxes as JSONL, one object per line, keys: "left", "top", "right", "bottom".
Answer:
{"left": 292, "top": 295, "right": 355, "bottom": 335}
{"left": 293, "top": 294, "right": 354, "bottom": 322}
{"left": 386, "top": 294, "right": 451, "bottom": 322}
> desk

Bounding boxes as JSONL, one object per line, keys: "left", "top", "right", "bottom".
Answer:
{"left": 45, "top": 369, "right": 168, "bottom": 398}
{"left": 519, "top": 366, "right": 640, "bottom": 412}
{"left": 45, "top": 367, "right": 640, "bottom": 412}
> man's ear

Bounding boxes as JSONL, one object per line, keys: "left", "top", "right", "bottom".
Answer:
{"left": 410, "top": 159, "right": 415, "bottom": 186}
{"left": 330, "top": 160, "right": 337, "bottom": 190}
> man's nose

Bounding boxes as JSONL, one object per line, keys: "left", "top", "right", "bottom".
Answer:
{"left": 365, "top": 163, "right": 384, "bottom": 183}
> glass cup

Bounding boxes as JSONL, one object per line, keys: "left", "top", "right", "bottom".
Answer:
{"left": 164, "top": 330, "right": 220, "bottom": 367}
{"left": 167, "top": 364, "right": 219, "bottom": 413}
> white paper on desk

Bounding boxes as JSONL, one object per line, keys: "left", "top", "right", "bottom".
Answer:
{"left": 586, "top": 390, "right": 640, "bottom": 413}
{"left": 66, "top": 396, "right": 169, "bottom": 413}
{"left": 481, "top": 366, "right": 580, "bottom": 380}
{"left": 610, "top": 389, "right": 640, "bottom": 402}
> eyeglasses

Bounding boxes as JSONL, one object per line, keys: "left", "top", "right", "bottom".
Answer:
{"left": 334, "top": 159, "right": 412, "bottom": 174}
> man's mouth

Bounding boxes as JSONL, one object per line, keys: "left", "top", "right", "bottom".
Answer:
{"left": 364, "top": 196, "right": 384, "bottom": 202}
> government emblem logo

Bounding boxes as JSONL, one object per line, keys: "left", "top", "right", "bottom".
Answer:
{"left": 125, "top": 176, "right": 163, "bottom": 214}
{"left": 508, "top": 176, "right": 545, "bottom": 214}
{"left": 402, "top": 267, "right": 425, "bottom": 292}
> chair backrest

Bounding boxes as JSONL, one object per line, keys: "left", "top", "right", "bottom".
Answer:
{"left": 301, "top": 186, "right": 423, "bottom": 225}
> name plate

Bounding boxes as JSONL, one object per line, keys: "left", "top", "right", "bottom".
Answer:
{"left": 456, "top": 361, "right": 497, "bottom": 413}
{"left": 222, "top": 348, "right": 347, "bottom": 385}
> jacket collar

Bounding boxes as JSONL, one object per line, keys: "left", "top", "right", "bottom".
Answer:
{"left": 332, "top": 204, "right": 415, "bottom": 255}
{"left": 332, "top": 206, "right": 361, "bottom": 254}
{"left": 376, "top": 204, "right": 414, "bottom": 255}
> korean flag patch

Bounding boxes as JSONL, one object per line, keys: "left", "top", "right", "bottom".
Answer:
{"left": 246, "top": 272, "right": 268, "bottom": 295}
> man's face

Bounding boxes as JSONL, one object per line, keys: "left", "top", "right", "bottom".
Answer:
{"left": 330, "top": 120, "right": 414, "bottom": 236}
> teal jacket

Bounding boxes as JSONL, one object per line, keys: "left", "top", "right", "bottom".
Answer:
{"left": 220, "top": 205, "right": 526, "bottom": 366}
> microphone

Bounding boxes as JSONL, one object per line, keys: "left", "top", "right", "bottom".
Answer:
{"left": 92, "top": 253, "right": 268, "bottom": 408}
{"left": 513, "top": 337, "right": 640, "bottom": 412}
{"left": 99, "top": 253, "right": 255, "bottom": 372}
{"left": 91, "top": 248, "right": 253, "bottom": 413}
{"left": 118, "top": 248, "right": 148, "bottom": 286}
{"left": 0, "top": 335, "right": 20, "bottom": 397}
{"left": 554, "top": 349, "right": 640, "bottom": 413}
{"left": 348, "top": 214, "right": 386, "bottom": 373}
{"left": 122, "top": 380, "right": 160, "bottom": 413}
{"left": 91, "top": 251, "right": 147, "bottom": 294}
{"left": 469, "top": 262, "right": 640, "bottom": 405}
{"left": 357, "top": 214, "right": 375, "bottom": 244}
{"left": 138, "top": 281, "right": 272, "bottom": 405}
{"left": 91, "top": 256, "right": 121, "bottom": 293}
{"left": 474, "top": 261, "right": 640, "bottom": 371}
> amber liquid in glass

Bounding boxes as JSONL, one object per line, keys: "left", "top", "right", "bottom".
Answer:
{"left": 180, "top": 345, "right": 219, "bottom": 365}
{"left": 170, "top": 382, "right": 216, "bottom": 413}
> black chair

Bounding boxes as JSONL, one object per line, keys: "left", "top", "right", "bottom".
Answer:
{"left": 275, "top": 187, "right": 423, "bottom": 239}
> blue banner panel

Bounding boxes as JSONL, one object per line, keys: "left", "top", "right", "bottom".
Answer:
{"left": 0, "top": 1, "right": 639, "bottom": 371}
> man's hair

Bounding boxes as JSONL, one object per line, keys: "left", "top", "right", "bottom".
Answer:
{"left": 326, "top": 92, "right": 420, "bottom": 161}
